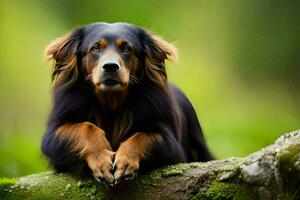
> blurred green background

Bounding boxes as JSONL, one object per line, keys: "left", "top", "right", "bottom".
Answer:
{"left": 0, "top": 0, "right": 299, "bottom": 178}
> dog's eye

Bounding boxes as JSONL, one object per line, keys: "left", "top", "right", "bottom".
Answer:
{"left": 123, "top": 46, "right": 130, "bottom": 52}
{"left": 121, "top": 44, "right": 131, "bottom": 53}
{"left": 91, "top": 45, "right": 100, "bottom": 52}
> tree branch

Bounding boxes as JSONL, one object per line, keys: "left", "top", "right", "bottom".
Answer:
{"left": 1, "top": 130, "right": 299, "bottom": 200}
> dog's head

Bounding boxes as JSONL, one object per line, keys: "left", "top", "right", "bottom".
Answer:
{"left": 45, "top": 22, "right": 177, "bottom": 93}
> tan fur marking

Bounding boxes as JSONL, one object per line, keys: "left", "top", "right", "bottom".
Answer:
{"left": 113, "top": 132, "right": 162, "bottom": 181}
{"left": 99, "top": 38, "right": 108, "bottom": 48}
{"left": 115, "top": 38, "right": 125, "bottom": 47}
{"left": 56, "top": 122, "right": 115, "bottom": 183}
{"left": 56, "top": 122, "right": 111, "bottom": 157}
{"left": 117, "top": 132, "right": 162, "bottom": 161}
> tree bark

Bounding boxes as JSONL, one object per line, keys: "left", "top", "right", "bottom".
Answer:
{"left": 0, "top": 130, "right": 299, "bottom": 200}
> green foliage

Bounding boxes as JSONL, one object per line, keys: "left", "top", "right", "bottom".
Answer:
{"left": 0, "top": 0, "right": 299, "bottom": 177}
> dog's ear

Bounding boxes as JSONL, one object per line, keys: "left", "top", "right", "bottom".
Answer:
{"left": 45, "top": 27, "right": 84, "bottom": 89}
{"left": 142, "top": 31, "right": 177, "bottom": 88}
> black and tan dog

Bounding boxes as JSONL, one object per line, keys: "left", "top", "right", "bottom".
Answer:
{"left": 41, "top": 22, "right": 213, "bottom": 187}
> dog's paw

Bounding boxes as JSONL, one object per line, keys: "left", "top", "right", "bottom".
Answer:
{"left": 86, "top": 149, "right": 115, "bottom": 186}
{"left": 113, "top": 150, "right": 139, "bottom": 186}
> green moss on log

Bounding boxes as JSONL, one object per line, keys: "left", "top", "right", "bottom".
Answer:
{"left": 277, "top": 134, "right": 300, "bottom": 199}
{"left": 160, "top": 163, "right": 191, "bottom": 177}
{"left": 0, "top": 178, "right": 17, "bottom": 199}
{"left": 0, "top": 172, "right": 108, "bottom": 200}
{"left": 192, "top": 182, "right": 256, "bottom": 200}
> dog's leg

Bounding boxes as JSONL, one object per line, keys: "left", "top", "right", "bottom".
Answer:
{"left": 113, "top": 130, "right": 185, "bottom": 185}
{"left": 56, "top": 122, "right": 115, "bottom": 184}
{"left": 113, "top": 132, "right": 161, "bottom": 183}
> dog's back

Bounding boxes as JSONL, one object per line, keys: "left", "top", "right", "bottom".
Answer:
{"left": 169, "top": 83, "right": 214, "bottom": 162}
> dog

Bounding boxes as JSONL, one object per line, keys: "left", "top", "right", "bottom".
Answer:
{"left": 41, "top": 22, "right": 213, "bottom": 187}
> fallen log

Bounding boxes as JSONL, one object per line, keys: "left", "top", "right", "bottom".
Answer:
{"left": 0, "top": 130, "right": 299, "bottom": 200}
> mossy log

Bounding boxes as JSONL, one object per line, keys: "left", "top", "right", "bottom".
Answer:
{"left": 0, "top": 130, "right": 299, "bottom": 200}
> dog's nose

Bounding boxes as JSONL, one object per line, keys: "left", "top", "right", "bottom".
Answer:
{"left": 102, "top": 62, "right": 120, "bottom": 73}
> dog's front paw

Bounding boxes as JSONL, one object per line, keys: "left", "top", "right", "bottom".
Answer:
{"left": 85, "top": 149, "right": 115, "bottom": 186}
{"left": 113, "top": 147, "right": 139, "bottom": 185}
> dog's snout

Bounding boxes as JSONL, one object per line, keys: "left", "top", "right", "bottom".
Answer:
{"left": 102, "top": 62, "right": 120, "bottom": 73}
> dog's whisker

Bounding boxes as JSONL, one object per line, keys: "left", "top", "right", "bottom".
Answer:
{"left": 129, "top": 75, "right": 138, "bottom": 82}
{"left": 85, "top": 74, "right": 93, "bottom": 81}
{"left": 129, "top": 77, "right": 137, "bottom": 83}
{"left": 129, "top": 75, "right": 139, "bottom": 85}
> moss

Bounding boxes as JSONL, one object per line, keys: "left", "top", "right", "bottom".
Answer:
{"left": 0, "top": 178, "right": 17, "bottom": 192}
{"left": 160, "top": 163, "right": 191, "bottom": 178}
{"left": 0, "top": 171, "right": 167, "bottom": 200}
{"left": 0, "top": 172, "right": 109, "bottom": 200}
{"left": 277, "top": 142, "right": 300, "bottom": 167}
{"left": 277, "top": 142, "right": 300, "bottom": 199}
{"left": 161, "top": 169, "right": 183, "bottom": 177}
{"left": 0, "top": 178, "right": 17, "bottom": 185}
{"left": 0, "top": 178, "right": 17, "bottom": 199}
{"left": 192, "top": 182, "right": 256, "bottom": 200}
